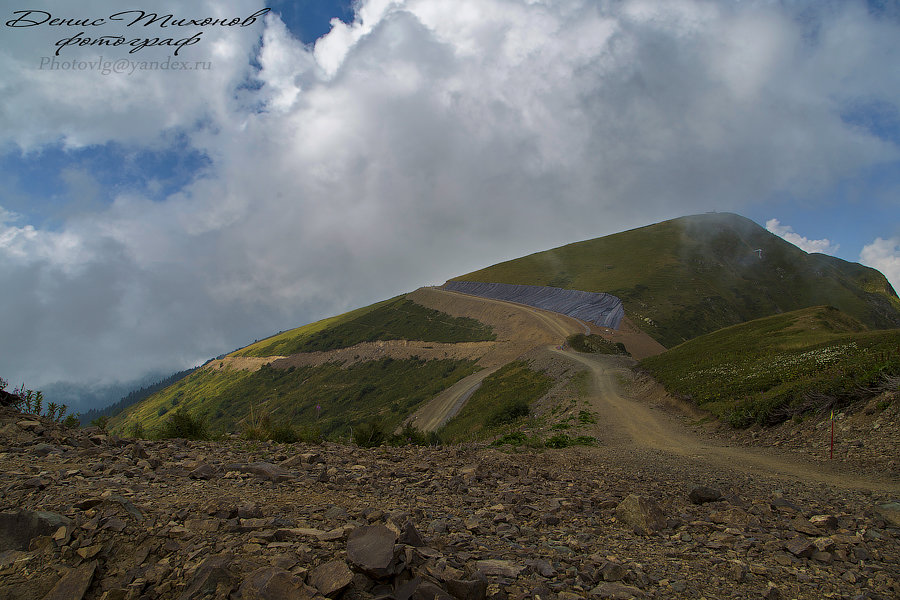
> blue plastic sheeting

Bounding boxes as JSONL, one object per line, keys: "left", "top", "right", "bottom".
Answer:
{"left": 444, "top": 281, "right": 624, "bottom": 330}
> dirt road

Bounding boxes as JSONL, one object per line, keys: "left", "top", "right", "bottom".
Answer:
{"left": 403, "top": 288, "right": 589, "bottom": 432}
{"left": 554, "top": 348, "right": 900, "bottom": 494}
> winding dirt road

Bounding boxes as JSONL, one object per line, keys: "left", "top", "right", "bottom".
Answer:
{"left": 554, "top": 348, "right": 900, "bottom": 494}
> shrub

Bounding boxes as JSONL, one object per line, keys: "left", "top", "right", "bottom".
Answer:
{"left": 389, "top": 422, "right": 441, "bottom": 446}
{"left": 487, "top": 399, "right": 530, "bottom": 427}
{"left": 155, "top": 408, "right": 209, "bottom": 440}
{"left": 91, "top": 415, "right": 109, "bottom": 431}
{"left": 492, "top": 431, "right": 528, "bottom": 446}
{"left": 125, "top": 421, "right": 145, "bottom": 438}
{"left": 353, "top": 418, "right": 386, "bottom": 448}
{"left": 545, "top": 434, "right": 572, "bottom": 448}
{"left": 268, "top": 424, "right": 299, "bottom": 444}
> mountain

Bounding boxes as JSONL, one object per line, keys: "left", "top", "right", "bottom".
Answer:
{"left": 109, "top": 213, "right": 900, "bottom": 438}
{"left": 453, "top": 212, "right": 900, "bottom": 347}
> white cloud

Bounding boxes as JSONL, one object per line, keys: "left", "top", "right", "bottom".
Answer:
{"left": 0, "top": 0, "right": 266, "bottom": 149}
{"left": 860, "top": 237, "right": 900, "bottom": 294}
{"left": 2, "top": 0, "right": 900, "bottom": 392}
{"left": 765, "top": 219, "right": 841, "bottom": 255}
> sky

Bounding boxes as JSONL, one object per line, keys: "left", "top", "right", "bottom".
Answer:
{"left": 1, "top": 0, "right": 899, "bottom": 408}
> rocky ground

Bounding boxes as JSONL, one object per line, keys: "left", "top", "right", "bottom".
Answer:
{"left": 1, "top": 406, "right": 898, "bottom": 600}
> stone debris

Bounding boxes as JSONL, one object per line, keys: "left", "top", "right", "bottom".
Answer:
{"left": 0, "top": 405, "right": 898, "bottom": 600}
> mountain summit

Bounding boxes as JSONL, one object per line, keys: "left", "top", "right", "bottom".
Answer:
{"left": 454, "top": 212, "right": 900, "bottom": 347}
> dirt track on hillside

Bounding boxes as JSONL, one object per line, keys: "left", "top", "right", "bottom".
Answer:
{"left": 553, "top": 348, "right": 900, "bottom": 493}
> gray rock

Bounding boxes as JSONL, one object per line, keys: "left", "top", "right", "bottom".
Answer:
{"left": 347, "top": 524, "right": 400, "bottom": 579}
{"left": 874, "top": 502, "right": 900, "bottom": 527}
{"left": 445, "top": 575, "right": 487, "bottom": 600}
{"left": 399, "top": 520, "right": 426, "bottom": 547}
{"left": 688, "top": 486, "right": 722, "bottom": 504}
{"left": 42, "top": 560, "right": 97, "bottom": 600}
{"left": 309, "top": 559, "right": 353, "bottom": 598}
{"left": 238, "top": 566, "right": 314, "bottom": 600}
{"left": 226, "top": 462, "right": 294, "bottom": 483}
{"left": 475, "top": 559, "right": 524, "bottom": 578}
{"left": 785, "top": 536, "right": 815, "bottom": 558}
{"left": 589, "top": 581, "right": 645, "bottom": 599}
{"left": 599, "top": 561, "right": 627, "bottom": 582}
{"left": 177, "top": 553, "right": 233, "bottom": 600}
{"left": 189, "top": 463, "right": 217, "bottom": 480}
{"left": 0, "top": 509, "right": 72, "bottom": 552}
{"left": 615, "top": 495, "right": 666, "bottom": 534}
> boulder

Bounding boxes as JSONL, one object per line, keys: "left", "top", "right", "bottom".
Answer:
{"left": 41, "top": 560, "right": 97, "bottom": 600}
{"left": 238, "top": 567, "right": 314, "bottom": 600}
{"left": 0, "top": 510, "right": 72, "bottom": 552}
{"left": 615, "top": 495, "right": 666, "bottom": 534}
{"left": 874, "top": 502, "right": 900, "bottom": 527}
{"left": 688, "top": 486, "right": 723, "bottom": 505}
{"left": 177, "top": 553, "right": 233, "bottom": 600}
{"left": 347, "top": 525, "right": 400, "bottom": 579}
{"left": 309, "top": 559, "right": 353, "bottom": 598}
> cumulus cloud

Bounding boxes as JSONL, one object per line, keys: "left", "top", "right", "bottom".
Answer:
{"left": 1, "top": 0, "right": 900, "bottom": 394}
{"left": 860, "top": 237, "right": 900, "bottom": 294}
{"left": 765, "top": 219, "right": 841, "bottom": 255}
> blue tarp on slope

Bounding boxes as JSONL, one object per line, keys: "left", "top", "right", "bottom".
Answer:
{"left": 444, "top": 281, "right": 624, "bottom": 330}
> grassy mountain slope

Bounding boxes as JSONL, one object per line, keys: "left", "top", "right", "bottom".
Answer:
{"left": 111, "top": 293, "right": 496, "bottom": 437}
{"left": 454, "top": 213, "right": 900, "bottom": 347}
{"left": 114, "top": 358, "right": 480, "bottom": 438}
{"left": 235, "top": 297, "right": 495, "bottom": 357}
{"left": 640, "top": 306, "right": 900, "bottom": 427}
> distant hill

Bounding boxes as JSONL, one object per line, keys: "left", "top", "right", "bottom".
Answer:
{"left": 454, "top": 213, "right": 900, "bottom": 347}
{"left": 78, "top": 367, "right": 198, "bottom": 425}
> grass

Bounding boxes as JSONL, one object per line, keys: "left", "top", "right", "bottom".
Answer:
{"left": 235, "top": 297, "right": 495, "bottom": 357}
{"left": 112, "top": 358, "right": 479, "bottom": 438}
{"left": 453, "top": 213, "right": 900, "bottom": 347}
{"left": 640, "top": 306, "right": 900, "bottom": 427}
{"left": 439, "top": 361, "right": 554, "bottom": 443}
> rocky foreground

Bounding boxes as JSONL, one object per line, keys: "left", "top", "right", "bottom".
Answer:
{"left": 1, "top": 406, "right": 898, "bottom": 600}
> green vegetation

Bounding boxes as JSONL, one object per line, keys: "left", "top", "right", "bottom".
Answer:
{"left": 351, "top": 420, "right": 442, "bottom": 448}
{"left": 567, "top": 333, "right": 628, "bottom": 355}
{"left": 544, "top": 433, "right": 596, "bottom": 448}
{"left": 454, "top": 213, "right": 900, "bottom": 347}
{"left": 236, "top": 297, "right": 495, "bottom": 357}
{"left": 640, "top": 306, "right": 900, "bottom": 427}
{"left": 491, "top": 431, "right": 595, "bottom": 449}
{"left": 154, "top": 408, "right": 209, "bottom": 440}
{"left": 241, "top": 408, "right": 323, "bottom": 444}
{"left": 112, "top": 358, "right": 479, "bottom": 438}
{"left": 439, "top": 361, "right": 554, "bottom": 442}
{"left": 578, "top": 409, "right": 596, "bottom": 424}
{"left": 0, "top": 378, "right": 76, "bottom": 425}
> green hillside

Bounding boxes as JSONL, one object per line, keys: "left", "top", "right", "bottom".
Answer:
{"left": 640, "top": 306, "right": 900, "bottom": 427}
{"left": 235, "top": 296, "right": 495, "bottom": 357}
{"left": 454, "top": 213, "right": 900, "bottom": 347}
{"left": 114, "top": 358, "right": 480, "bottom": 438}
{"left": 110, "top": 293, "right": 497, "bottom": 437}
